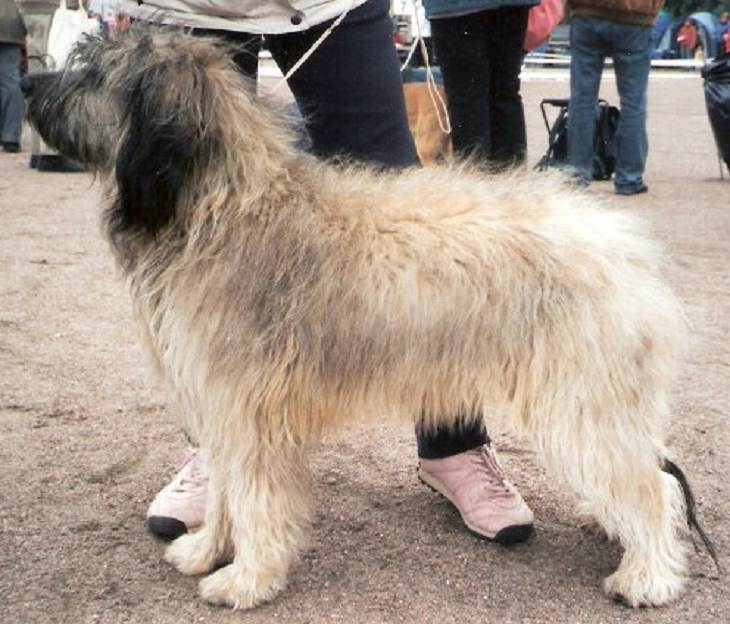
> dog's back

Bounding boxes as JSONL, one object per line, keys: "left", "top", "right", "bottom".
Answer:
{"left": 212, "top": 159, "right": 684, "bottom": 438}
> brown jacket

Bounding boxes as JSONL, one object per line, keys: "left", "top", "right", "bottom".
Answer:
{"left": 568, "top": 0, "right": 665, "bottom": 26}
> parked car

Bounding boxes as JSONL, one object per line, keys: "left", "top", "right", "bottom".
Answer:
{"left": 653, "top": 11, "right": 724, "bottom": 61}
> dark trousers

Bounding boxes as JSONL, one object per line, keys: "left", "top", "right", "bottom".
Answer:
{"left": 430, "top": 6, "right": 530, "bottom": 167}
{"left": 202, "top": 0, "right": 417, "bottom": 168}
{"left": 416, "top": 420, "right": 489, "bottom": 459}
{"left": 196, "top": 0, "right": 486, "bottom": 457}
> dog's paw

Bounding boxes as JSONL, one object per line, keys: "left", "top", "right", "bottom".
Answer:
{"left": 165, "top": 530, "right": 219, "bottom": 576}
{"left": 199, "top": 563, "right": 285, "bottom": 609}
{"left": 603, "top": 568, "right": 685, "bottom": 608}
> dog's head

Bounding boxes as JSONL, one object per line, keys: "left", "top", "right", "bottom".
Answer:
{"left": 23, "top": 27, "right": 280, "bottom": 238}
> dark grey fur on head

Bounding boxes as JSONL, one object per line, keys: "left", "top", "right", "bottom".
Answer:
{"left": 23, "top": 26, "right": 257, "bottom": 239}
{"left": 23, "top": 58, "right": 117, "bottom": 170}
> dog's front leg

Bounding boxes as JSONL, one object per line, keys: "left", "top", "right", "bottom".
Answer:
{"left": 198, "top": 437, "right": 312, "bottom": 609}
{"left": 164, "top": 457, "right": 232, "bottom": 575}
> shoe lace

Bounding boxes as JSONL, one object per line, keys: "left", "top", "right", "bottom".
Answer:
{"left": 469, "top": 445, "right": 511, "bottom": 494}
{"left": 171, "top": 450, "right": 208, "bottom": 493}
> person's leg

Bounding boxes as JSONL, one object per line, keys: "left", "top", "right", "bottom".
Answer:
{"left": 568, "top": 17, "right": 606, "bottom": 184}
{"left": 148, "top": 2, "right": 530, "bottom": 543}
{"left": 270, "top": 0, "right": 530, "bottom": 543}
{"left": 147, "top": 7, "right": 413, "bottom": 540}
{"left": 269, "top": 1, "right": 490, "bottom": 458}
{"left": 146, "top": 29, "right": 262, "bottom": 540}
{"left": 269, "top": 0, "right": 486, "bottom": 455}
{"left": 484, "top": 6, "right": 530, "bottom": 167}
{"left": 609, "top": 23, "right": 652, "bottom": 193}
{"left": 416, "top": 420, "right": 489, "bottom": 459}
{"left": 0, "top": 43, "right": 24, "bottom": 150}
{"left": 265, "top": 0, "right": 417, "bottom": 167}
{"left": 418, "top": 12, "right": 533, "bottom": 541}
{"left": 429, "top": 12, "right": 492, "bottom": 160}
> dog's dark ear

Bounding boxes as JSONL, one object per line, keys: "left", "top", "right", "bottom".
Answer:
{"left": 114, "top": 44, "right": 215, "bottom": 237}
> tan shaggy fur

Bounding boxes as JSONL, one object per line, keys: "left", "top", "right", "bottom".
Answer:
{"left": 24, "top": 28, "right": 701, "bottom": 610}
{"left": 403, "top": 81, "right": 451, "bottom": 165}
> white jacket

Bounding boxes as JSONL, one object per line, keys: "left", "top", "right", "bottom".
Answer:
{"left": 116, "top": 0, "right": 369, "bottom": 34}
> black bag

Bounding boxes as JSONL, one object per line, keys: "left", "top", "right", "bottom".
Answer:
{"left": 702, "top": 58, "right": 730, "bottom": 171}
{"left": 536, "top": 98, "right": 620, "bottom": 180}
{"left": 536, "top": 98, "right": 569, "bottom": 170}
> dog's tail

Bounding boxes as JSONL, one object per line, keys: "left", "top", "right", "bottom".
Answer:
{"left": 662, "top": 459, "right": 722, "bottom": 575}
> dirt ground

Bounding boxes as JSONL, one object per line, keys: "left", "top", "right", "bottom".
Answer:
{"left": 1, "top": 69, "right": 728, "bottom": 624}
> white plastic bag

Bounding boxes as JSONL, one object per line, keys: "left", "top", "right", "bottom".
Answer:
{"left": 47, "top": 0, "right": 100, "bottom": 70}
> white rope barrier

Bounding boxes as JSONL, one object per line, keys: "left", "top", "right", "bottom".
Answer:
{"left": 523, "top": 53, "right": 709, "bottom": 70}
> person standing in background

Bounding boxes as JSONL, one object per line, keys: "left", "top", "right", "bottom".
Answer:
{"left": 422, "top": 0, "right": 539, "bottom": 169}
{"left": 0, "top": 0, "right": 27, "bottom": 153}
{"left": 567, "top": 0, "right": 665, "bottom": 195}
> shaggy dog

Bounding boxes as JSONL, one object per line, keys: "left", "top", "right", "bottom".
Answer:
{"left": 22, "top": 28, "right": 717, "bottom": 610}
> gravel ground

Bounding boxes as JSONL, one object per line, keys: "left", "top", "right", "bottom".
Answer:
{"left": 0, "top": 69, "right": 728, "bottom": 624}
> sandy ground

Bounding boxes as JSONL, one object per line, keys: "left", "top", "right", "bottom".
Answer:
{"left": 1, "top": 69, "right": 728, "bottom": 624}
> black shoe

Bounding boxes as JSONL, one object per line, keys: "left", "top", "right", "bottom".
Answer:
{"left": 2, "top": 142, "right": 20, "bottom": 153}
{"left": 615, "top": 183, "right": 648, "bottom": 196}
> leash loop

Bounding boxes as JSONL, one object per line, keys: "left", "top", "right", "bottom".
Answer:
{"left": 400, "top": 0, "right": 451, "bottom": 134}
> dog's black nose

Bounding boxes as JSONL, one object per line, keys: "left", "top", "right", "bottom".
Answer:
{"left": 20, "top": 75, "right": 35, "bottom": 97}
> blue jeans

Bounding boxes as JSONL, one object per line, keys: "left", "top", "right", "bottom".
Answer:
{"left": 568, "top": 16, "right": 652, "bottom": 190}
{"left": 0, "top": 43, "right": 24, "bottom": 145}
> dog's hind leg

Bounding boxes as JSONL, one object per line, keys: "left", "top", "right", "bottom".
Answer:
{"left": 597, "top": 461, "right": 689, "bottom": 607}
{"left": 197, "top": 435, "right": 312, "bottom": 609}
{"left": 532, "top": 402, "right": 689, "bottom": 607}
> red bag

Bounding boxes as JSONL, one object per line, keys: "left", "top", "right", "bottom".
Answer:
{"left": 524, "top": 0, "right": 565, "bottom": 52}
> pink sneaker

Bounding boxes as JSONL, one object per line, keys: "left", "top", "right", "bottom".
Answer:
{"left": 147, "top": 449, "right": 208, "bottom": 540}
{"left": 418, "top": 444, "right": 534, "bottom": 544}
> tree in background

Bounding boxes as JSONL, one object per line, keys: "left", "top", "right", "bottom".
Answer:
{"left": 664, "top": 1, "right": 730, "bottom": 16}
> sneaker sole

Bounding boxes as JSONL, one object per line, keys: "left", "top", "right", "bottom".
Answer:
{"left": 615, "top": 185, "right": 648, "bottom": 196}
{"left": 147, "top": 516, "right": 188, "bottom": 541}
{"left": 418, "top": 468, "right": 534, "bottom": 545}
